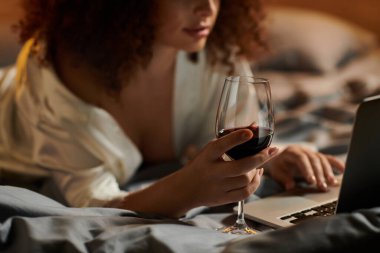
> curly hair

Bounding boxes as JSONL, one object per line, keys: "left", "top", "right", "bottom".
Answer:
{"left": 18, "top": 0, "right": 267, "bottom": 92}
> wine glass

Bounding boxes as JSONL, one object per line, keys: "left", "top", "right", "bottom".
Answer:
{"left": 215, "top": 76, "right": 274, "bottom": 235}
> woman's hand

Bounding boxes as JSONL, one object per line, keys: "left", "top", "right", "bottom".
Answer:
{"left": 118, "top": 129, "right": 278, "bottom": 218}
{"left": 264, "top": 145, "right": 345, "bottom": 191}
{"left": 180, "top": 128, "right": 279, "bottom": 208}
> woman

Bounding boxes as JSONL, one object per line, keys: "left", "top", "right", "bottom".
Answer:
{"left": 0, "top": 0, "right": 344, "bottom": 218}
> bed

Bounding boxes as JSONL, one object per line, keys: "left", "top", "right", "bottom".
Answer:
{"left": 253, "top": 3, "right": 380, "bottom": 159}
{"left": 1, "top": 2, "right": 380, "bottom": 253}
{"left": 1, "top": 185, "right": 380, "bottom": 253}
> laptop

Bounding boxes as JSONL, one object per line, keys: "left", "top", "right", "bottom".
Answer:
{"left": 241, "top": 95, "right": 380, "bottom": 228}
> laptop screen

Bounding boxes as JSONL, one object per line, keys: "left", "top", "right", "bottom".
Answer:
{"left": 336, "top": 95, "right": 380, "bottom": 213}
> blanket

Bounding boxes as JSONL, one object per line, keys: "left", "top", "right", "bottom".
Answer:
{"left": 1, "top": 186, "right": 380, "bottom": 253}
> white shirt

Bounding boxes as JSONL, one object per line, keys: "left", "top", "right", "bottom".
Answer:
{"left": 0, "top": 39, "right": 253, "bottom": 207}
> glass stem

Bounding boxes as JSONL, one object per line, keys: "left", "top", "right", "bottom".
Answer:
{"left": 235, "top": 200, "right": 247, "bottom": 227}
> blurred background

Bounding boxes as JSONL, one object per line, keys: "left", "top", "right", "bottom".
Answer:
{"left": 1, "top": 0, "right": 380, "bottom": 67}
{"left": 271, "top": 0, "right": 380, "bottom": 38}
{"left": 1, "top": 0, "right": 380, "bottom": 156}
{"left": 0, "top": 0, "right": 23, "bottom": 67}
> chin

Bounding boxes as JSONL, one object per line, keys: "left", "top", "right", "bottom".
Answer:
{"left": 183, "top": 41, "right": 207, "bottom": 53}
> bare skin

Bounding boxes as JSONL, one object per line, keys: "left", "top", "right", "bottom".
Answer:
{"left": 52, "top": 0, "right": 345, "bottom": 218}
{"left": 118, "top": 130, "right": 275, "bottom": 218}
{"left": 55, "top": 44, "right": 274, "bottom": 218}
{"left": 265, "top": 145, "right": 345, "bottom": 192}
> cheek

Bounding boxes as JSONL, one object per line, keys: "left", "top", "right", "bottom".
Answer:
{"left": 156, "top": 1, "right": 187, "bottom": 27}
{"left": 156, "top": 7, "right": 185, "bottom": 36}
{"left": 214, "top": 0, "right": 221, "bottom": 14}
{"left": 156, "top": 18, "right": 183, "bottom": 44}
{"left": 155, "top": 10, "right": 187, "bottom": 45}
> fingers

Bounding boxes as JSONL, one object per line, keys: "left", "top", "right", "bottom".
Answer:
{"left": 292, "top": 150, "right": 318, "bottom": 185}
{"left": 281, "top": 146, "right": 345, "bottom": 191}
{"left": 225, "top": 168, "right": 264, "bottom": 202}
{"left": 304, "top": 152, "right": 345, "bottom": 190}
{"left": 306, "top": 153, "right": 328, "bottom": 191}
{"left": 208, "top": 129, "right": 253, "bottom": 160}
{"left": 293, "top": 150, "right": 333, "bottom": 191}
{"left": 222, "top": 147, "right": 279, "bottom": 177}
{"left": 325, "top": 155, "right": 345, "bottom": 173}
{"left": 271, "top": 167, "right": 296, "bottom": 190}
{"left": 319, "top": 154, "right": 339, "bottom": 186}
{"left": 224, "top": 168, "right": 259, "bottom": 190}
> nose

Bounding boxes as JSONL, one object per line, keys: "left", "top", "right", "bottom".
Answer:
{"left": 194, "top": 0, "right": 218, "bottom": 18}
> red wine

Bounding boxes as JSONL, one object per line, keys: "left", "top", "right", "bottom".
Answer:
{"left": 217, "top": 126, "right": 273, "bottom": 160}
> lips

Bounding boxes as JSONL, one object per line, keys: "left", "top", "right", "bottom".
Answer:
{"left": 183, "top": 26, "right": 211, "bottom": 39}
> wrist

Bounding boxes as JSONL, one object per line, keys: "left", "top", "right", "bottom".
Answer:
{"left": 116, "top": 169, "right": 197, "bottom": 218}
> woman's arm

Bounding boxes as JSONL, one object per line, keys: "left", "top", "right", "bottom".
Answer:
{"left": 110, "top": 129, "right": 278, "bottom": 218}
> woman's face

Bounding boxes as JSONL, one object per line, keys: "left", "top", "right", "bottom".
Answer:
{"left": 155, "top": 0, "right": 220, "bottom": 52}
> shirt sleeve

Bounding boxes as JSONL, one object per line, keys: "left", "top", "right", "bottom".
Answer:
{"left": 34, "top": 118, "right": 140, "bottom": 208}
{"left": 1, "top": 42, "right": 142, "bottom": 208}
{"left": 50, "top": 166, "right": 129, "bottom": 207}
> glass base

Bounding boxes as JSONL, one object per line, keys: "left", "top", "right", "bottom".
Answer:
{"left": 216, "top": 224, "right": 258, "bottom": 235}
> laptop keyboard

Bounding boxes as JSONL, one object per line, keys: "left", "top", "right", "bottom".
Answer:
{"left": 280, "top": 200, "right": 337, "bottom": 224}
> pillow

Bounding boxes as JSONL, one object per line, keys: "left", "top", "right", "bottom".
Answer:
{"left": 253, "top": 6, "right": 378, "bottom": 74}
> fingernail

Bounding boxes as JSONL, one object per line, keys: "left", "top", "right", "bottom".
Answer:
{"left": 320, "top": 181, "right": 328, "bottom": 191}
{"left": 241, "top": 132, "right": 251, "bottom": 140}
{"left": 269, "top": 147, "right": 279, "bottom": 156}
{"left": 309, "top": 176, "right": 316, "bottom": 184}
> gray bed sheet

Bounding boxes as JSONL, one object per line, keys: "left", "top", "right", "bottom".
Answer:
{"left": 1, "top": 186, "right": 380, "bottom": 253}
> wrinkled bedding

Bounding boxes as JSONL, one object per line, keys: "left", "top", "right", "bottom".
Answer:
{"left": 259, "top": 49, "right": 380, "bottom": 157}
{"left": 1, "top": 185, "right": 380, "bottom": 253}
